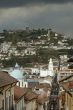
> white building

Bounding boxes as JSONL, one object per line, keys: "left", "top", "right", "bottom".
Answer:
{"left": 24, "top": 48, "right": 36, "bottom": 55}
{"left": 40, "top": 58, "right": 54, "bottom": 77}
{"left": 1, "top": 42, "right": 11, "bottom": 53}
{"left": 31, "top": 65, "right": 40, "bottom": 74}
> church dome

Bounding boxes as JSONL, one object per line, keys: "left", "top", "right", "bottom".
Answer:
{"left": 10, "top": 69, "right": 23, "bottom": 80}
{"left": 9, "top": 63, "right": 24, "bottom": 80}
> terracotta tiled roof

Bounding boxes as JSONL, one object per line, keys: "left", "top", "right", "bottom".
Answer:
{"left": 61, "top": 81, "right": 73, "bottom": 89}
{"left": 69, "top": 81, "right": 73, "bottom": 89}
{"left": 36, "top": 83, "right": 50, "bottom": 89}
{"left": 14, "top": 86, "right": 26, "bottom": 102}
{"left": 0, "top": 71, "right": 18, "bottom": 88}
{"left": 37, "top": 92, "right": 48, "bottom": 104}
{"left": 28, "top": 82, "right": 50, "bottom": 89}
{"left": 28, "top": 82, "right": 39, "bottom": 89}
{"left": 24, "top": 91, "right": 37, "bottom": 101}
{"left": 61, "top": 82, "right": 69, "bottom": 90}
{"left": 59, "top": 91, "right": 65, "bottom": 100}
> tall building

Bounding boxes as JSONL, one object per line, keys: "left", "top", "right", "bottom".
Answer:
{"left": 40, "top": 58, "right": 54, "bottom": 77}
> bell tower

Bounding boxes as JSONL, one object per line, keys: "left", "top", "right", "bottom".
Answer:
{"left": 48, "top": 58, "right": 53, "bottom": 72}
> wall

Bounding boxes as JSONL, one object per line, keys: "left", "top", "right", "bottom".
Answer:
{"left": 65, "top": 93, "right": 73, "bottom": 110}
{"left": 37, "top": 104, "right": 44, "bottom": 110}
{"left": 25, "top": 99, "right": 37, "bottom": 110}
{"left": 0, "top": 85, "right": 14, "bottom": 110}
{"left": 15, "top": 97, "right": 25, "bottom": 110}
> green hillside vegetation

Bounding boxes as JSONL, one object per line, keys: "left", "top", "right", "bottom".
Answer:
{"left": 0, "top": 28, "right": 73, "bottom": 67}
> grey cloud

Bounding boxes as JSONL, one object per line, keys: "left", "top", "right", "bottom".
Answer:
{"left": 0, "top": 4, "right": 73, "bottom": 37}
{"left": 0, "top": 2, "right": 73, "bottom": 37}
{"left": 0, "top": 0, "right": 73, "bottom": 8}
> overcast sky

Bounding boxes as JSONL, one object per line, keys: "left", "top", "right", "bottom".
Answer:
{"left": 0, "top": 0, "right": 73, "bottom": 37}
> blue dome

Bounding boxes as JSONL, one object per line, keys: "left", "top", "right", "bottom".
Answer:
{"left": 9, "top": 69, "right": 24, "bottom": 80}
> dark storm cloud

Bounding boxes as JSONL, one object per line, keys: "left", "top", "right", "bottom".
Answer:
{"left": 0, "top": 1, "right": 73, "bottom": 37}
{"left": 0, "top": 0, "right": 73, "bottom": 8}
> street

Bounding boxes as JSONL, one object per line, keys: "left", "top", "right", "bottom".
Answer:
{"left": 48, "top": 74, "right": 59, "bottom": 110}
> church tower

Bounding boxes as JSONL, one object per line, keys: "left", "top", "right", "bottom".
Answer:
{"left": 48, "top": 58, "right": 54, "bottom": 72}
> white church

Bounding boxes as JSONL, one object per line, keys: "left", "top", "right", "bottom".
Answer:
{"left": 7, "top": 58, "right": 54, "bottom": 88}
{"left": 31, "top": 58, "right": 54, "bottom": 77}
{"left": 40, "top": 58, "right": 54, "bottom": 77}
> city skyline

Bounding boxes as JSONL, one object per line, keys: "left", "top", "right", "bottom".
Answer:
{"left": 0, "top": 0, "right": 73, "bottom": 37}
